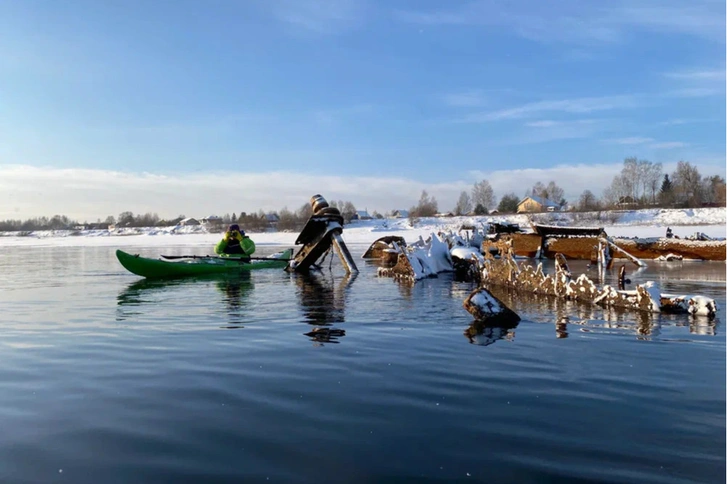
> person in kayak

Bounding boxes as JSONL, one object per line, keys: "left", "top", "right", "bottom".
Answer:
{"left": 215, "top": 224, "right": 256, "bottom": 257}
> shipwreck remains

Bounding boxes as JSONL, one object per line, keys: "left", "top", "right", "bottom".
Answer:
{"left": 375, "top": 233, "right": 454, "bottom": 283}
{"left": 486, "top": 223, "right": 726, "bottom": 262}
{"left": 286, "top": 195, "right": 359, "bottom": 275}
{"left": 366, "top": 227, "right": 718, "bottom": 326}
{"left": 469, "top": 244, "right": 717, "bottom": 318}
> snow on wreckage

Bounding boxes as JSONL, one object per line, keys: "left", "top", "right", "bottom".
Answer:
{"left": 363, "top": 225, "right": 718, "bottom": 332}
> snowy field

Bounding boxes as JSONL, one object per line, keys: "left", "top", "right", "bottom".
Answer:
{"left": 0, "top": 207, "right": 724, "bottom": 248}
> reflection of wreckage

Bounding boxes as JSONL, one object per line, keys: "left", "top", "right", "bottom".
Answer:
{"left": 364, "top": 230, "right": 719, "bottom": 335}
{"left": 295, "top": 272, "right": 355, "bottom": 345}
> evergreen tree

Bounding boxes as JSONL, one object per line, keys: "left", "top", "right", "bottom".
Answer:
{"left": 659, "top": 174, "right": 674, "bottom": 206}
{"left": 473, "top": 203, "right": 488, "bottom": 215}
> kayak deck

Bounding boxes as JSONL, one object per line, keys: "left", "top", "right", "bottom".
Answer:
{"left": 116, "top": 249, "right": 293, "bottom": 279}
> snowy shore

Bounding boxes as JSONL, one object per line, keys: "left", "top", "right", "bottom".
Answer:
{"left": 0, "top": 207, "right": 724, "bottom": 248}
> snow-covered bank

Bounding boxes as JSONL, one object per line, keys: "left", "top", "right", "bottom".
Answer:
{"left": 0, "top": 207, "right": 724, "bottom": 248}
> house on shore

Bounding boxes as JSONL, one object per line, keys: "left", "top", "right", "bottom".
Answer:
{"left": 265, "top": 213, "right": 280, "bottom": 228}
{"left": 352, "top": 210, "right": 372, "bottom": 221}
{"left": 179, "top": 217, "right": 200, "bottom": 226}
{"left": 517, "top": 196, "right": 560, "bottom": 213}
{"left": 390, "top": 209, "right": 409, "bottom": 218}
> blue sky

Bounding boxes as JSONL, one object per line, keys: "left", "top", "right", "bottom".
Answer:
{"left": 0, "top": 0, "right": 725, "bottom": 219}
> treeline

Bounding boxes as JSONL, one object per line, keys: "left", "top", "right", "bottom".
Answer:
{"left": 0, "top": 215, "right": 80, "bottom": 232}
{"left": 0, "top": 200, "right": 362, "bottom": 232}
{"left": 586, "top": 159, "right": 724, "bottom": 211}
{"left": 438, "top": 157, "right": 724, "bottom": 216}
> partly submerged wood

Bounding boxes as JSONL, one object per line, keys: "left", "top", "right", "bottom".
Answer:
{"left": 610, "top": 237, "right": 726, "bottom": 261}
{"left": 483, "top": 233, "right": 725, "bottom": 261}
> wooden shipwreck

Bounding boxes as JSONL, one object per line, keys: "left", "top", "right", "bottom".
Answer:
{"left": 484, "top": 223, "right": 726, "bottom": 261}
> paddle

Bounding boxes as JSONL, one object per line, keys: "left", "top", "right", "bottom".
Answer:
{"left": 161, "top": 254, "right": 292, "bottom": 262}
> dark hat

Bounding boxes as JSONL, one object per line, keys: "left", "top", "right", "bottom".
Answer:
{"left": 228, "top": 224, "right": 240, "bottom": 232}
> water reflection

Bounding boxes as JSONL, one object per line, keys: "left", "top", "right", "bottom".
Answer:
{"left": 485, "top": 284, "right": 719, "bottom": 340}
{"left": 294, "top": 272, "right": 356, "bottom": 345}
{"left": 116, "top": 274, "right": 255, "bottom": 329}
{"left": 116, "top": 278, "right": 190, "bottom": 321}
{"left": 464, "top": 318, "right": 518, "bottom": 346}
{"left": 555, "top": 315, "right": 569, "bottom": 339}
{"left": 215, "top": 273, "right": 254, "bottom": 329}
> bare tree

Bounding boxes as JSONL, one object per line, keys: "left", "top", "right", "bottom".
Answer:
{"left": 411, "top": 190, "right": 438, "bottom": 217}
{"left": 277, "top": 207, "right": 298, "bottom": 231}
{"left": 454, "top": 191, "right": 472, "bottom": 215}
{"left": 546, "top": 181, "right": 565, "bottom": 205}
{"left": 701, "top": 175, "right": 725, "bottom": 205}
{"left": 296, "top": 202, "right": 313, "bottom": 220}
{"left": 672, "top": 161, "right": 703, "bottom": 207}
{"left": 646, "top": 161, "right": 663, "bottom": 204}
{"left": 531, "top": 181, "right": 565, "bottom": 205}
{"left": 601, "top": 186, "right": 618, "bottom": 208}
{"left": 341, "top": 201, "right": 357, "bottom": 223}
{"left": 578, "top": 190, "right": 599, "bottom": 211}
{"left": 472, "top": 180, "right": 496, "bottom": 210}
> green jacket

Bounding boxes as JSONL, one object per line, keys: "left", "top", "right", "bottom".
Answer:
{"left": 214, "top": 235, "right": 256, "bottom": 257}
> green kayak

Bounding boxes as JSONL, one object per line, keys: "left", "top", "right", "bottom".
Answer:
{"left": 116, "top": 248, "right": 293, "bottom": 279}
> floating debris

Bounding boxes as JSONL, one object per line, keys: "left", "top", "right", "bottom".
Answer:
{"left": 463, "top": 286, "right": 521, "bottom": 325}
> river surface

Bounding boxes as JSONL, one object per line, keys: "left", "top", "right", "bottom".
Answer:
{"left": 0, "top": 242, "right": 724, "bottom": 483}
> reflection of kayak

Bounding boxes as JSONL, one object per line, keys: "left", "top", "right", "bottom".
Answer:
{"left": 116, "top": 249, "right": 293, "bottom": 279}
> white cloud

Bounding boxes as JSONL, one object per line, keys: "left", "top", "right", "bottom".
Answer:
{"left": 649, "top": 141, "right": 689, "bottom": 149}
{"left": 268, "top": 0, "right": 365, "bottom": 33}
{"left": 611, "top": 137, "right": 655, "bottom": 145}
{"left": 525, "top": 120, "right": 559, "bottom": 128}
{"left": 443, "top": 90, "right": 490, "bottom": 108}
{"left": 0, "top": 165, "right": 466, "bottom": 221}
{"left": 3, "top": 159, "right": 723, "bottom": 221}
{"left": 454, "top": 95, "right": 638, "bottom": 123}
{"left": 665, "top": 88, "right": 723, "bottom": 98}
{"left": 395, "top": 0, "right": 726, "bottom": 43}
{"left": 606, "top": 137, "right": 689, "bottom": 149}
{"left": 665, "top": 69, "right": 726, "bottom": 81}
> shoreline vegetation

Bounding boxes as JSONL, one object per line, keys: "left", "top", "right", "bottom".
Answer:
{"left": 1, "top": 207, "right": 724, "bottom": 241}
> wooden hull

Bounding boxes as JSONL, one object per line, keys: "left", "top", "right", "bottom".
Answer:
{"left": 485, "top": 234, "right": 725, "bottom": 261}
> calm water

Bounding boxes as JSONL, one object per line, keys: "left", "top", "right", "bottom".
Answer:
{"left": 0, "top": 242, "right": 724, "bottom": 483}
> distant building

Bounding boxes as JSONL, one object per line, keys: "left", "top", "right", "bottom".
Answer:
{"left": 201, "top": 215, "right": 223, "bottom": 230}
{"left": 617, "top": 196, "right": 637, "bottom": 208}
{"left": 351, "top": 210, "right": 372, "bottom": 220}
{"left": 201, "top": 215, "right": 222, "bottom": 223}
{"left": 179, "top": 217, "right": 200, "bottom": 226}
{"left": 517, "top": 196, "right": 560, "bottom": 214}
{"left": 265, "top": 213, "right": 280, "bottom": 228}
{"left": 391, "top": 209, "right": 409, "bottom": 218}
